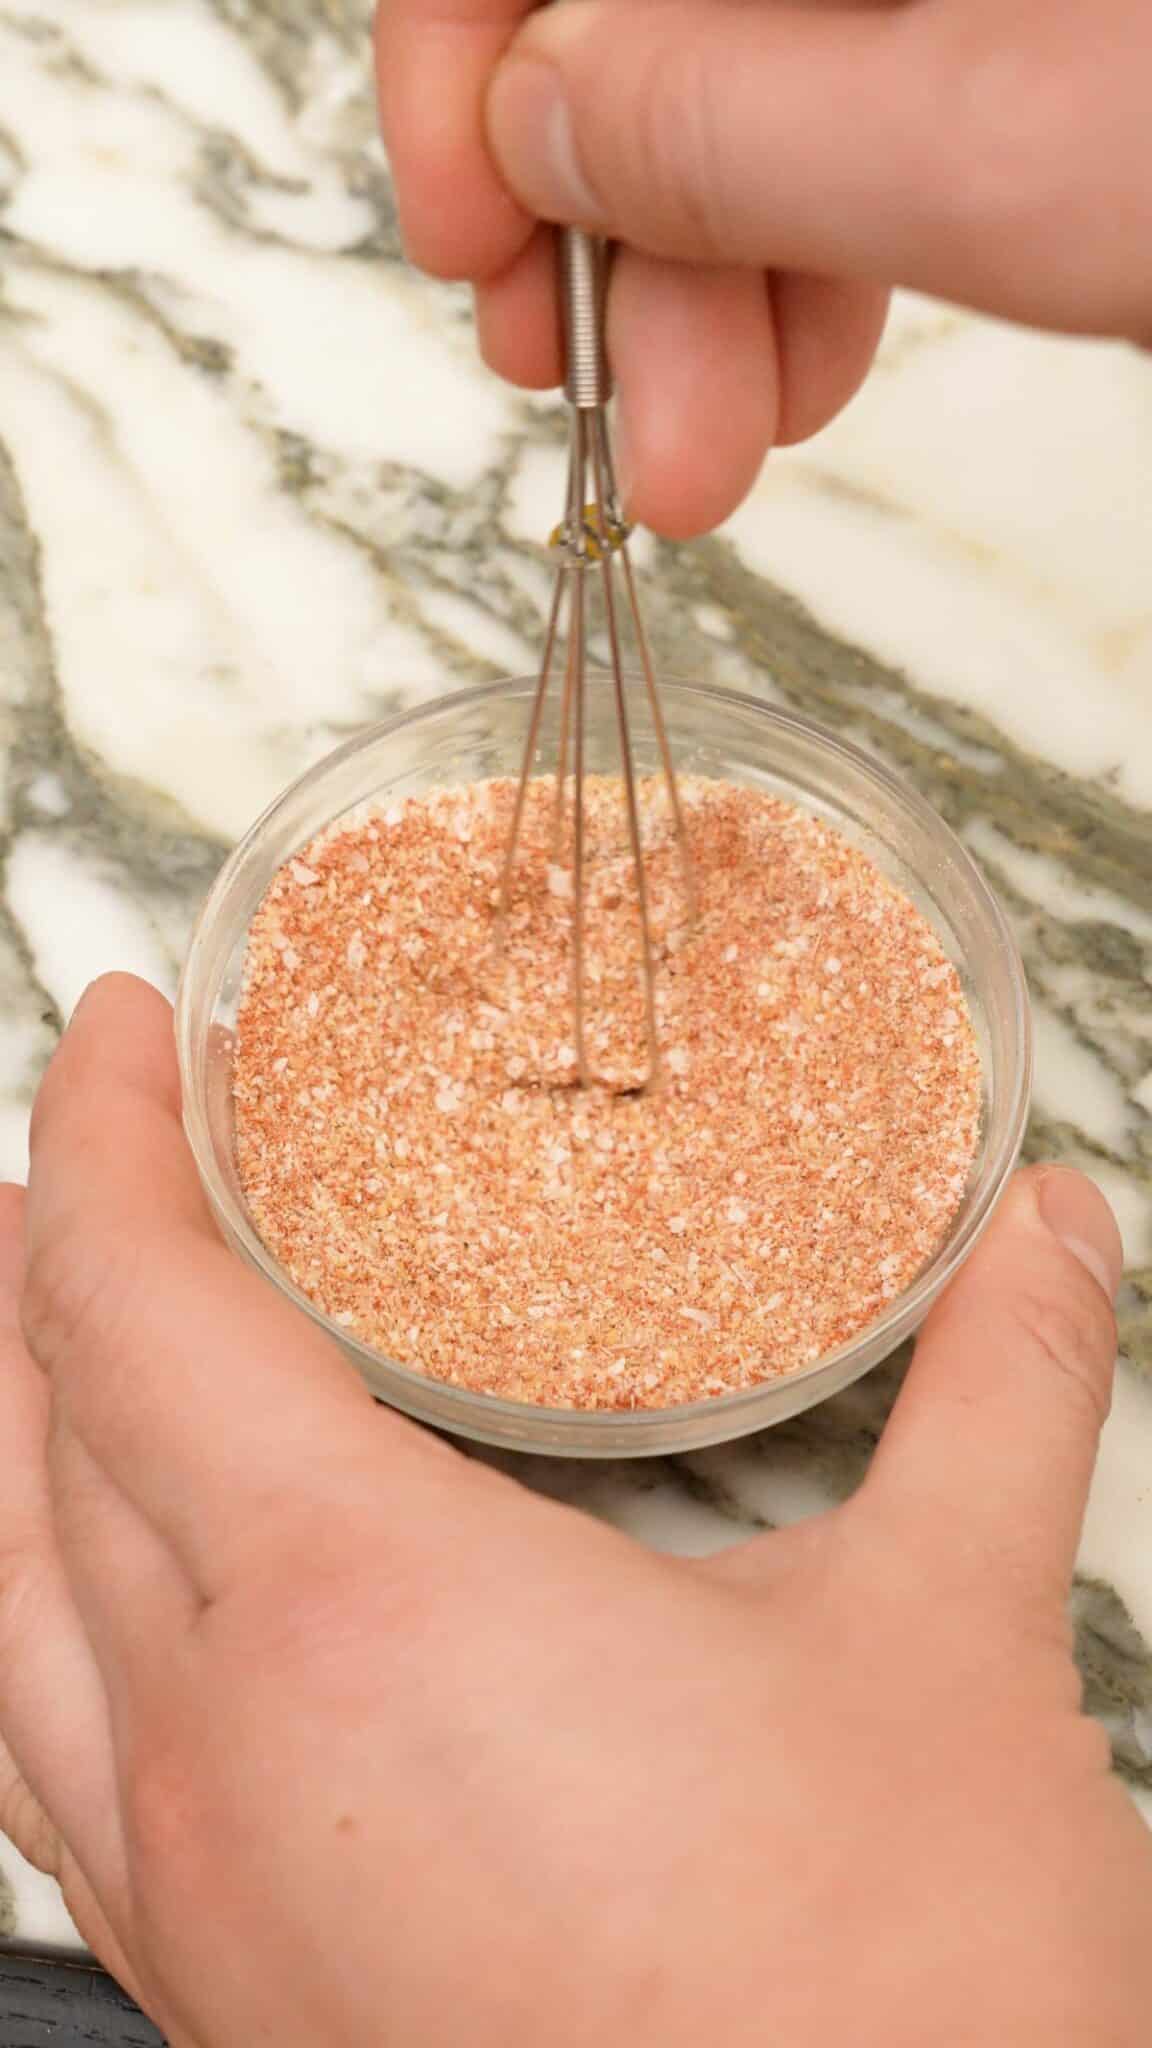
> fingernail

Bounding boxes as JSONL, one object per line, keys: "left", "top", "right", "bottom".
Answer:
{"left": 1035, "top": 1166, "right": 1123, "bottom": 1300}
{"left": 488, "top": 22, "right": 602, "bottom": 224}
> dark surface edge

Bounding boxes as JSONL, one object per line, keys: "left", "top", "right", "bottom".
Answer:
{"left": 0, "top": 1951, "right": 165, "bottom": 2045}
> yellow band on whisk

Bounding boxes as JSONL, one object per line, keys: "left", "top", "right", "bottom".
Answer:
{"left": 549, "top": 503, "right": 631, "bottom": 561}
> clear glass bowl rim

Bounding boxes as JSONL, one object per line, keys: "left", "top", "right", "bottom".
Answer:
{"left": 176, "top": 674, "right": 1033, "bottom": 1457}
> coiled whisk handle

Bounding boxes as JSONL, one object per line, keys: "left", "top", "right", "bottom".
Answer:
{"left": 560, "top": 227, "right": 610, "bottom": 411}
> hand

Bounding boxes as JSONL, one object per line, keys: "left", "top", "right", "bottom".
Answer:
{"left": 2, "top": 974, "right": 1151, "bottom": 2046}
{"left": 375, "top": 0, "right": 889, "bottom": 538}
{"left": 377, "top": 0, "right": 1151, "bottom": 537}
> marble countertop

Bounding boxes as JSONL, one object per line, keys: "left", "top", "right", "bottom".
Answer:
{"left": 1, "top": 0, "right": 1151, "bottom": 1957}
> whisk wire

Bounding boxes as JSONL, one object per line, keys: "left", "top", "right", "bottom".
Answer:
{"left": 495, "top": 570, "right": 563, "bottom": 929}
{"left": 589, "top": 419, "right": 661, "bottom": 1087}
{"left": 619, "top": 543, "right": 697, "bottom": 924}
{"left": 569, "top": 557, "right": 588, "bottom": 1085}
{"left": 497, "top": 227, "right": 694, "bottom": 1092}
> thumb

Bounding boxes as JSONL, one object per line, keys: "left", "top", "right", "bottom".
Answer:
{"left": 486, "top": 0, "right": 1151, "bottom": 338}
{"left": 864, "top": 1165, "right": 1122, "bottom": 1606}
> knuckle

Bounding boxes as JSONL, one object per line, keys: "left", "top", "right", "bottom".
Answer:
{"left": 630, "top": 35, "right": 732, "bottom": 258}
{"left": 0, "top": 1573, "right": 65, "bottom": 1880}
{"left": 0, "top": 1545, "right": 47, "bottom": 1676}
{"left": 0, "top": 1761, "right": 60, "bottom": 1880}
{"left": 1006, "top": 1275, "right": 1117, "bottom": 1428}
{"left": 943, "top": 16, "right": 1091, "bottom": 262}
{"left": 22, "top": 1225, "right": 136, "bottom": 1381}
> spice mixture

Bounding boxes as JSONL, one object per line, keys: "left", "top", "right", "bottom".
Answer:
{"left": 233, "top": 776, "right": 981, "bottom": 1409}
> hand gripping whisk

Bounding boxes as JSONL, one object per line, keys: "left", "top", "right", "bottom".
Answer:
{"left": 497, "top": 229, "right": 695, "bottom": 1093}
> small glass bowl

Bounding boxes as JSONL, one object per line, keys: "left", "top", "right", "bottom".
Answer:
{"left": 176, "top": 676, "right": 1031, "bottom": 1458}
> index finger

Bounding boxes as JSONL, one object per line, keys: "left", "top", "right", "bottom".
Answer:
{"left": 375, "top": 0, "right": 535, "bottom": 279}
{"left": 22, "top": 976, "right": 457, "bottom": 1603}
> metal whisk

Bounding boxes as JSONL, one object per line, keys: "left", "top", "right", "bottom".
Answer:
{"left": 497, "top": 228, "right": 694, "bottom": 1092}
